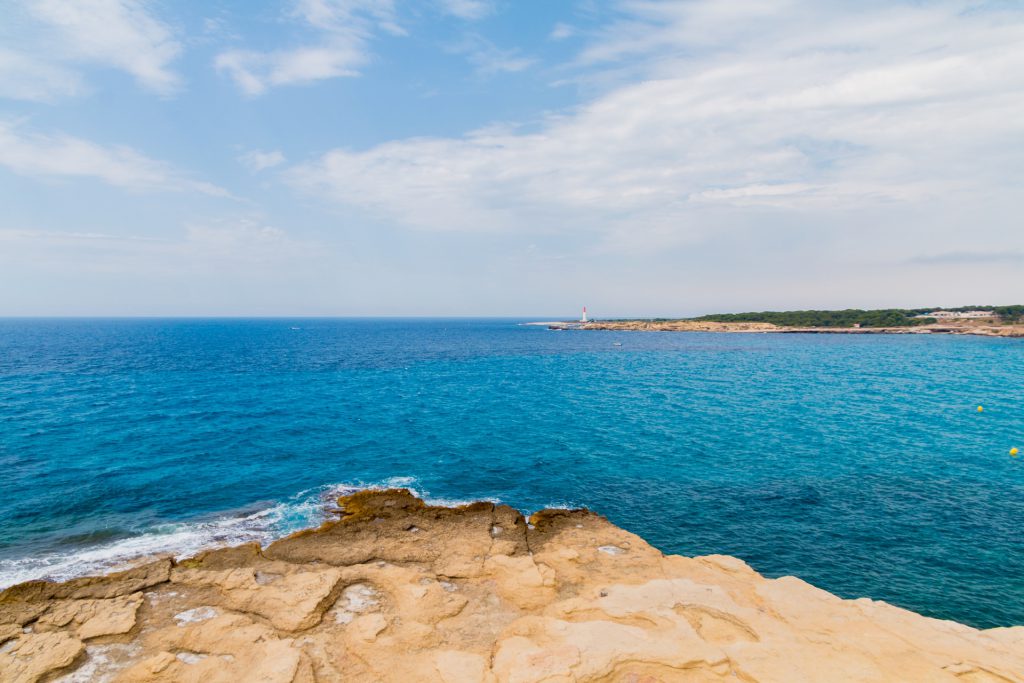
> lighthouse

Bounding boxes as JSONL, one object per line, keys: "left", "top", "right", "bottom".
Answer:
{"left": 581, "top": 306, "right": 588, "bottom": 323}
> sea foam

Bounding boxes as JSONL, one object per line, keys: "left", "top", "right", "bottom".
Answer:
{"left": 0, "top": 478, "right": 484, "bottom": 589}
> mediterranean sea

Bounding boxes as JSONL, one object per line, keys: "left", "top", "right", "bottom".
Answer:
{"left": 1, "top": 318, "right": 1021, "bottom": 628}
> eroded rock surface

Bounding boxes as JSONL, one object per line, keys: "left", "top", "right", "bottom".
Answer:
{"left": 37, "top": 593, "right": 144, "bottom": 640}
{"left": 1, "top": 489, "right": 1021, "bottom": 682}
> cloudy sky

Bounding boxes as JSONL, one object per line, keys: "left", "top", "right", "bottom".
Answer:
{"left": 1, "top": 0, "right": 1022, "bottom": 317}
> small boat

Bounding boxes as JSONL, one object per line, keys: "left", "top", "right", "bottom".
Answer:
{"left": 613, "top": 342, "right": 622, "bottom": 346}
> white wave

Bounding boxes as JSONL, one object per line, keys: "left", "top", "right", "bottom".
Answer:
{"left": 343, "top": 477, "right": 500, "bottom": 509}
{"left": 421, "top": 495, "right": 502, "bottom": 508}
{"left": 0, "top": 481, "right": 360, "bottom": 589}
{"left": 0, "top": 477, "right": 519, "bottom": 590}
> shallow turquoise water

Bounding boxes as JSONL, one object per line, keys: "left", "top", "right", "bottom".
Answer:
{"left": 1, "top": 319, "right": 1022, "bottom": 628}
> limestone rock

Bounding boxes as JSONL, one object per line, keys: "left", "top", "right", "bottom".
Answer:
{"left": 265, "top": 490, "right": 528, "bottom": 578}
{"left": 0, "top": 624, "right": 22, "bottom": 645}
{"left": 121, "top": 613, "right": 305, "bottom": 683}
{"left": 433, "top": 650, "right": 495, "bottom": 683}
{"left": 1, "top": 489, "right": 1021, "bottom": 682}
{"left": 0, "top": 631, "right": 84, "bottom": 683}
{"left": 1, "top": 559, "right": 171, "bottom": 603}
{"left": 0, "top": 601, "right": 48, "bottom": 628}
{"left": 171, "top": 565, "right": 343, "bottom": 631}
{"left": 37, "top": 592, "right": 144, "bottom": 639}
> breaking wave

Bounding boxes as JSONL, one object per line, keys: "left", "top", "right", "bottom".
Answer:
{"left": 0, "top": 478, "right": 497, "bottom": 589}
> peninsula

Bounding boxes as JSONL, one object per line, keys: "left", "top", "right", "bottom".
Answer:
{"left": 548, "top": 306, "right": 1024, "bottom": 337}
{"left": 2, "top": 489, "right": 1021, "bottom": 682}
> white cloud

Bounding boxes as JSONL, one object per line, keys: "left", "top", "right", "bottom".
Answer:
{"left": 239, "top": 149, "right": 287, "bottom": 172}
{"left": 216, "top": 46, "right": 364, "bottom": 96}
{"left": 0, "top": 219, "right": 328, "bottom": 316}
{"left": 0, "top": 219, "right": 305, "bottom": 265}
{"left": 0, "top": 121, "right": 227, "bottom": 195}
{"left": 437, "top": 0, "right": 492, "bottom": 21}
{"left": 0, "top": 47, "right": 83, "bottom": 102}
{"left": 549, "top": 23, "right": 575, "bottom": 41}
{"left": 16, "top": 0, "right": 183, "bottom": 96}
{"left": 288, "top": 0, "right": 1024, "bottom": 255}
{"left": 0, "top": 229, "right": 164, "bottom": 247}
{"left": 216, "top": 0, "right": 403, "bottom": 95}
{"left": 691, "top": 183, "right": 815, "bottom": 203}
{"left": 296, "top": 0, "right": 403, "bottom": 34}
{"left": 909, "top": 250, "right": 1024, "bottom": 266}
{"left": 182, "top": 219, "right": 298, "bottom": 261}
{"left": 447, "top": 34, "right": 536, "bottom": 75}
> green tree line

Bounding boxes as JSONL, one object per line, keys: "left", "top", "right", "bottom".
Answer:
{"left": 688, "top": 306, "right": 1022, "bottom": 328}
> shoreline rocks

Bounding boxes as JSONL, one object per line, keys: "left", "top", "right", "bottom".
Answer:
{"left": 2, "top": 489, "right": 1022, "bottom": 682}
{"left": 547, "top": 320, "right": 1024, "bottom": 337}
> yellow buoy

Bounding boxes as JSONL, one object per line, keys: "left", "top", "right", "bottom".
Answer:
{"left": 1012, "top": 447, "right": 1019, "bottom": 457}
{"left": 977, "top": 405, "right": 984, "bottom": 412}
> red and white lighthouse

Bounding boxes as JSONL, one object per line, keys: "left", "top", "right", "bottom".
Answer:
{"left": 581, "top": 306, "right": 588, "bottom": 323}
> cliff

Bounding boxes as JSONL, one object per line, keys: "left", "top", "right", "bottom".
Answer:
{"left": 1, "top": 489, "right": 1021, "bottom": 682}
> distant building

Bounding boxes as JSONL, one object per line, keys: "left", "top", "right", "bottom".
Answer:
{"left": 916, "top": 310, "right": 994, "bottom": 319}
{"left": 581, "top": 306, "right": 589, "bottom": 323}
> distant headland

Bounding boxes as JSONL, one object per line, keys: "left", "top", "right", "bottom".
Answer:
{"left": 545, "top": 306, "right": 1024, "bottom": 337}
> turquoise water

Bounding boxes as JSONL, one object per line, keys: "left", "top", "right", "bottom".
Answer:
{"left": 1, "top": 319, "right": 1022, "bottom": 628}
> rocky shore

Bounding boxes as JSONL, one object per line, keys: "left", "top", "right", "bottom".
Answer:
{"left": 551, "top": 320, "right": 1024, "bottom": 337}
{"left": 2, "top": 490, "right": 1022, "bottom": 682}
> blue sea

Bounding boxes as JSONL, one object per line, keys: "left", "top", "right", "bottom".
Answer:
{"left": 1, "top": 319, "right": 1022, "bottom": 629}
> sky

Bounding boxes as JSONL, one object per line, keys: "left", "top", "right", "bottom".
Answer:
{"left": 0, "top": 0, "right": 1022, "bottom": 317}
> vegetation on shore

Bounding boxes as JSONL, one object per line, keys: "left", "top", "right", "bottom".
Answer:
{"left": 683, "top": 306, "right": 1024, "bottom": 328}
{"left": 692, "top": 309, "right": 930, "bottom": 328}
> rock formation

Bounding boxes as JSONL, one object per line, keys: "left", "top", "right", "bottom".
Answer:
{"left": 1, "top": 489, "right": 1021, "bottom": 682}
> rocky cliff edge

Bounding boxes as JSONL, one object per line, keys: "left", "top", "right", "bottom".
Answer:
{"left": 2, "top": 489, "right": 1022, "bottom": 683}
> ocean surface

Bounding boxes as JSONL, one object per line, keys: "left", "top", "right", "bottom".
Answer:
{"left": 1, "top": 319, "right": 1022, "bottom": 628}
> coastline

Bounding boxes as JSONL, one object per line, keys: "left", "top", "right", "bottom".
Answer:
{"left": 0, "top": 481, "right": 496, "bottom": 592}
{"left": 545, "top": 320, "right": 1024, "bottom": 337}
{"left": 2, "top": 489, "right": 1022, "bottom": 682}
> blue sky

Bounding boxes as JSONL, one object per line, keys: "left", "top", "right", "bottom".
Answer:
{"left": 1, "top": 0, "right": 1022, "bottom": 316}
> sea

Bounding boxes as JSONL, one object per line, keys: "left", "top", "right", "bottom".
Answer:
{"left": 1, "top": 318, "right": 1022, "bottom": 629}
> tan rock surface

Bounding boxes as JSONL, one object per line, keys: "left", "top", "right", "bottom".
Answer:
{"left": 37, "top": 592, "right": 144, "bottom": 639}
{"left": 0, "top": 631, "right": 84, "bottom": 682}
{"left": 170, "top": 565, "right": 343, "bottom": 631}
{"left": 0, "top": 624, "right": 22, "bottom": 645}
{"left": 1, "top": 489, "right": 1021, "bottom": 682}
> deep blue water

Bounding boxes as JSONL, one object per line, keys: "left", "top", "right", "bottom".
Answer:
{"left": 1, "top": 319, "right": 1022, "bottom": 628}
